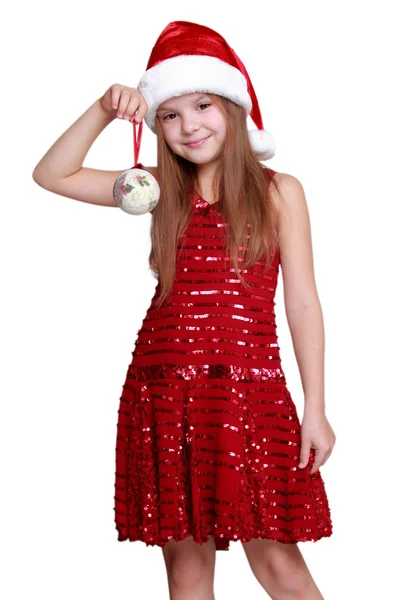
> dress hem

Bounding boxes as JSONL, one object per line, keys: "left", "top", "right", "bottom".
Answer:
{"left": 116, "top": 529, "right": 333, "bottom": 551}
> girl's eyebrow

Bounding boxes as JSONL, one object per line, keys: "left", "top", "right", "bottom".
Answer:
{"left": 157, "top": 94, "right": 210, "bottom": 114}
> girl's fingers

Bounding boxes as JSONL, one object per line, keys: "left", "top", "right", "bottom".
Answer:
{"left": 109, "top": 86, "right": 147, "bottom": 122}
{"left": 107, "top": 85, "right": 147, "bottom": 121}
{"left": 134, "top": 98, "right": 148, "bottom": 123}
{"left": 124, "top": 96, "right": 141, "bottom": 122}
{"left": 111, "top": 86, "right": 121, "bottom": 110}
{"left": 117, "top": 91, "right": 131, "bottom": 118}
{"left": 310, "top": 446, "right": 332, "bottom": 474}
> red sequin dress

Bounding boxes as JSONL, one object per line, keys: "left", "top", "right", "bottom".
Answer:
{"left": 114, "top": 167, "right": 333, "bottom": 551}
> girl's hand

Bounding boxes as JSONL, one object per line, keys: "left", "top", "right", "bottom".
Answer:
{"left": 298, "top": 409, "right": 336, "bottom": 475}
{"left": 99, "top": 84, "right": 148, "bottom": 123}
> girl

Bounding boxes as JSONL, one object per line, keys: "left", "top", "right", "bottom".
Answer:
{"left": 33, "top": 20, "right": 335, "bottom": 600}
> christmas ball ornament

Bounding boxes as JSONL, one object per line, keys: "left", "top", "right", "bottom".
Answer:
{"left": 113, "top": 167, "right": 160, "bottom": 215}
{"left": 113, "top": 118, "right": 163, "bottom": 215}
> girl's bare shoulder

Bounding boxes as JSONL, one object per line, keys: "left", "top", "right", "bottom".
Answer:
{"left": 268, "top": 170, "right": 317, "bottom": 309}
{"left": 266, "top": 169, "right": 305, "bottom": 218}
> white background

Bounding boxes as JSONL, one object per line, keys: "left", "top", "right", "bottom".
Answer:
{"left": 2, "top": 0, "right": 399, "bottom": 598}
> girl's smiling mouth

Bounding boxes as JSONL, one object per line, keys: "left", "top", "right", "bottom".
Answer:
{"left": 185, "top": 136, "right": 211, "bottom": 148}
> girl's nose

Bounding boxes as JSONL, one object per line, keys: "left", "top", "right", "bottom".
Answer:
{"left": 180, "top": 119, "right": 200, "bottom": 134}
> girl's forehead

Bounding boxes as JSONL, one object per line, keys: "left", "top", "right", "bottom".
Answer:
{"left": 158, "top": 92, "right": 211, "bottom": 112}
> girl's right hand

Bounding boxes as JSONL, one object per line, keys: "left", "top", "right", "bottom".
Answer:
{"left": 99, "top": 84, "right": 148, "bottom": 123}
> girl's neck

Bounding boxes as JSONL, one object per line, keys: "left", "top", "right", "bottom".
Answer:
{"left": 195, "top": 162, "right": 219, "bottom": 199}
{"left": 195, "top": 160, "right": 218, "bottom": 183}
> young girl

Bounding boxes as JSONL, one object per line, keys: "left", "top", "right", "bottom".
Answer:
{"left": 33, "top": 20, "right": 335, "bottom": 600}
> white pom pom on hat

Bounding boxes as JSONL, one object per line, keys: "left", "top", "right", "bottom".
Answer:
{"left": 137, "top": 20, "right": 276, "bottom": 161}
{"left": 248, "top": 130, "right": 276, "bottom": 161}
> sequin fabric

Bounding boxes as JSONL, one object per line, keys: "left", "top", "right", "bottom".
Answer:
{"left": 114, "top": 167, "right": 333, "bottom": 551}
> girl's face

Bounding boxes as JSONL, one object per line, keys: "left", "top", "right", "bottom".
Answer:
{"left": 156, "top": 92, "right": 227, "bottom": 166}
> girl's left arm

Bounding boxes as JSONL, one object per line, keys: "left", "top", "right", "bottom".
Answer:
{"left": 273, "top": 173, "right": 336, "bottom": 473}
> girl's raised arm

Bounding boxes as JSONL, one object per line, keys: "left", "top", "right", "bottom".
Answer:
{"left": 32, "top": 85, "right": 150, "bottom": 207}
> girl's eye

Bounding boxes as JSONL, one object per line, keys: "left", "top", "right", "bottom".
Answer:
{"left": 163, "top": 103, "right": 210, "bottom": 121}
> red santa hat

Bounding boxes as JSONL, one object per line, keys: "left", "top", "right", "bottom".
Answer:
{"left": 137, "top": 21, "right": 276, "bottom": 161}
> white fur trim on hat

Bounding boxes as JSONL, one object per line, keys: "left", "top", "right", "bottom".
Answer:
{"left": 137, "top": 54, "right": 252, "bottom": 133}
{"left": 137, "top": 54, "right": 276, "bottom": 160}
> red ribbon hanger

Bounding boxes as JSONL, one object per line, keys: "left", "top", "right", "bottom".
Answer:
{"left": 130, "top": 119, "right": 165, "bottom": 191}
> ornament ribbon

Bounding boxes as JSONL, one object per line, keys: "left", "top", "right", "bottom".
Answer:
{"left": 132, "top": 118, "right": 143, "bottom": 168}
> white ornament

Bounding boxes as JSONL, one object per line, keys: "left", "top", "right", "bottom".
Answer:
{"left": 113, "top": 168, "right": 160, "bottom": 215}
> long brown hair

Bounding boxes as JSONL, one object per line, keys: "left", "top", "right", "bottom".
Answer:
{"left": 148, "top": 94, "right": 283, "bottom": 309}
